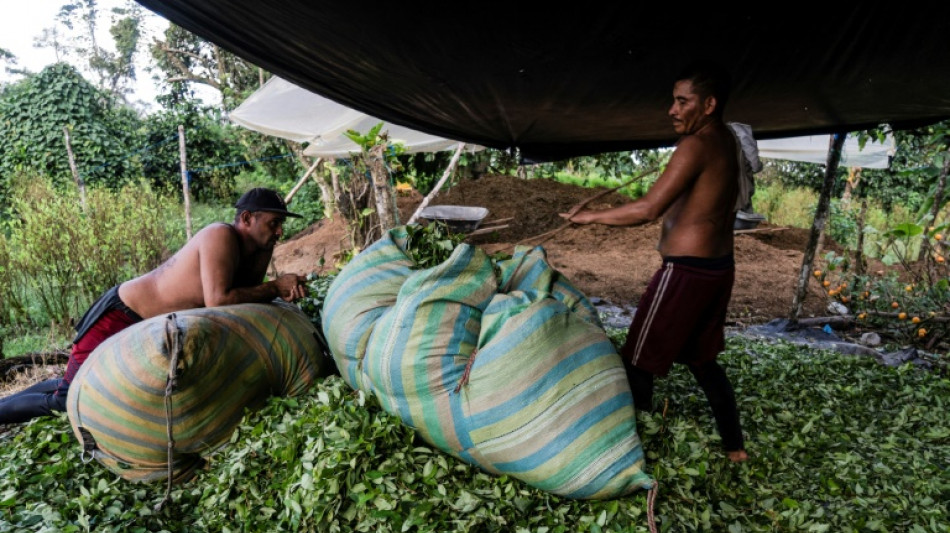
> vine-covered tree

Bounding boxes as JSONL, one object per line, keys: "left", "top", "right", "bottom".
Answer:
{"left": 0, "top": 63, "right": 141, "bottom": 213}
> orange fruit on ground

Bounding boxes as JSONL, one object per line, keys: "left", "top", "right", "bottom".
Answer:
{"left": 937, "top": 255, "right": 946, "bottom": 263}
{"left": 823, "top": 280, "right": 831, "bottom": 287}
{"left": 936, "top": 233, "right": 944, "bottom": 241}
{"left": 898, "top": 312, "right": 907, "bottom": 320}
{"left": 918, "top": 328, "right": 927, "bottom": 337}
{"left": 912, "top": 316, "right": 921, "bottom": 323}
{"left": 813, "top": 269, "right": 822, "bottom": 278}
{"left": 858, "top": 313, "right": 867, "bottom": 320}
{"left": 891, "top": 301, "right": 900, "bottom": 309}
{"left": 905, "top": 285, "right": 913, "bottom": 292}
{"left": 840, "top": 296, "right": 849, "bottom": 303}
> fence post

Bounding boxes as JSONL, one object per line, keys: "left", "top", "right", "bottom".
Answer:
{"left": 178, "top": 125, "right": 193, "bottom": 240}
{"left": 63, "top": 126, "right": 87, "bottom": 211}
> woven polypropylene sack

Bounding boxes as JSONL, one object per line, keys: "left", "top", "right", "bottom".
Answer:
{"left": 322, "top": 227, "right": 414, "bottom": 393}
{"left": 352, "top": 238, "right": 652, "bottom": 499}
{"left": 496, "top": 245, "right": 603, "bottom": 328}
{"left": 66, "top": 302, "right": 330, "bottom": 483}
{"left": 362, "top": 244, "right": 496, "bottom": 454}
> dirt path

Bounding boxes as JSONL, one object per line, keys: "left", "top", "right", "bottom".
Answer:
{"left": 273, "top": 174, "right": 833, "bottom": 324}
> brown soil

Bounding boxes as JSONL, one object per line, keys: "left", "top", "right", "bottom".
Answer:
{"left": 273, "top": 174, "right": 838, "bottom": 324}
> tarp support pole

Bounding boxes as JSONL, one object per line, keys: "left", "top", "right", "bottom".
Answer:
{"left": 63, "top": 125, "right": 87, "bottom": 212}
{"left": 285, "top": 157, "right": 323, "bottom": 204}
{"left": 789, "top": 133, "right": 846, "bottom": 323}
{"left": 178, "top": 125, "right": 193, "bottom": 240}
{"left": 408, "top": 142, "right": 466, "bottom": 225}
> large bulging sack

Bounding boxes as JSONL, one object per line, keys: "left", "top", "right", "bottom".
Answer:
{"left": 323, "top": 230, "right": 653, "bottom": 499}
{"left": 322, "top": 227, "right": 415, "bottom": 393}
{"left": 67, "top": 302, "right": 331, "bottom": 483}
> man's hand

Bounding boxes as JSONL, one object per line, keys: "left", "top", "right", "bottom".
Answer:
{"left": 558, "top": 209, "right": 594, "bottom": 224}
{"left": 274, "top": 273, "right": 308, "bottom": 302}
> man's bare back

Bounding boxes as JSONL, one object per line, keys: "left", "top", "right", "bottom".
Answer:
{"left": 120, "top": 212, "right": 306, "bottom": 320}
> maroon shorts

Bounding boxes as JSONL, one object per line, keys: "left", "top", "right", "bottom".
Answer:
{"left": 58, "top": 286, "right": 142, "bottom": 396}
{"left": 620, "top": 256, "right": 734, "bottom": 377}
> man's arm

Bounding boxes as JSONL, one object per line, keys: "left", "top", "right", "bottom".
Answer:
{"left": 198, "top": 226, "right": 306, "bottom": 306}
{"left": 560, "top": 138, "right": 705, "bottom": 226}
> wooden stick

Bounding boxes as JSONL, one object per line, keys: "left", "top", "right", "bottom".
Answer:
{"left": 407, "top": 142, "right": 466, "bottom": 224}
{"left": 466, "top": 224, "right": 509, "bottom": 237}
{"left": 516, "top": 166, "right": 660, "bottom": 247}
{"left": 733, "top": 226, "right": 791, "bottom": 234}
{"left": 284, "top": 157, "right": 322, "bottom": 204}
{"left": 63, "top": 126, "right": 86, "bottom": 211}
{"left": 178, "top": 125, "right": 193, "bottom": 240}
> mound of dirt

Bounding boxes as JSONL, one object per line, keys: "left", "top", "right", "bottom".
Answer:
{"left": 273, "top": 174, "right": 832, "bottom": 323}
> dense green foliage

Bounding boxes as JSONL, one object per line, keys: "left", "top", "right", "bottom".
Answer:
{"left": 0, "top": 63, "right": 141, "bottom": 212}
{"left": 137, "top": 100, "right": 250, "bottom": 202}
{"left": 767, "top": 122, "right": 950, "bottom": 214}
{"left": 0, "top": 337, "right": 946, "bottom": 531}
{"left": 0, "top": 177, "right": 171, "bottom": 328}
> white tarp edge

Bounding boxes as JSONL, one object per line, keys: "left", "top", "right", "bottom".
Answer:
{"left": 232, "top": 77, "right": 894, "bottom": 168}
{"left": 230, "top": 77, "right": 480, "bottom": 157}
{"left": 757, "top": 133, "right": 896, "bottom": 169}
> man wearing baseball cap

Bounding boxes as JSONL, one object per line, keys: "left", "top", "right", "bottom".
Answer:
{"left": 0, "top": 187, "right": 308, "bottom": 425}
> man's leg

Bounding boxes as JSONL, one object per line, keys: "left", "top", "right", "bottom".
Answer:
{"left": 687, "top": 360, "right": 747, "bottom": 461}
{"left": 0, "top": 378, "right": 67, "bottom": 424}
{"left": 623, "top": 358, "right": 655, "bottom": 413}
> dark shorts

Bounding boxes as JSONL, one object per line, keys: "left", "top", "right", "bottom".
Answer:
{"left": 59, "top": 285, "right": 143, "bottom": 394}
{"left": 620, "top": 255, "right": 734, "bottom": 377}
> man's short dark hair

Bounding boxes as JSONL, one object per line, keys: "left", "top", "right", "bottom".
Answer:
{"left": 675, "top": 60, "right": 732, "bottom": 112}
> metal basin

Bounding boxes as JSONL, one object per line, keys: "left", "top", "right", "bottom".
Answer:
{"left": 419, "top": 205, "right": 489, "bottom": 233}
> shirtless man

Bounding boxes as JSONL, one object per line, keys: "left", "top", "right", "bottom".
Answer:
{"left": 560, "top": 61, "right": 749, "bottom": 462}
{"left": 0, "top": 187, "right": 307, "bottom": 425}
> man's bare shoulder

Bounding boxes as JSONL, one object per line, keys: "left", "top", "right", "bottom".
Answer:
{"left": 190, "top": 222, "right": 237, "bottom": 245}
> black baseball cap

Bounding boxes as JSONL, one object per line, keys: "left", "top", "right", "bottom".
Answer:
{"left": 234, "top": 187, "right": 302, "bottom": 218}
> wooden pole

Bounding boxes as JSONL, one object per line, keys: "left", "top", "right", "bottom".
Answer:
{"left": 513, "top": 166, "right": 659, "bottom": 248}
{"left": 789, "top": 133, "right": 846, "bottom": 322}
{"left": 284, "top": 157, "right": 323, "bottom": 204}
{"left": 917, "top": 151, "right": 949, "bottom": 262}
{"left": 63, "top": 126, "right": 86, "bottom": 211}
{"left": 178, "top": 125, "right": 193, "bottom": 240}
{"left": 368, "top": 143, "right": 397, "bottom": 233}
{"left": 407, "top": 143, "right": 466, "bottom": 225}
{"left": 855, "top": 192, "right": 868, "bottom": 277}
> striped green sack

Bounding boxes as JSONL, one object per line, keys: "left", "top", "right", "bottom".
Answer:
{"left": 462, "top": 289, "right": 653, "bottom": 499}
{"left": 322, "top": 226, "right": 415, "bottom": 393}
{"left": 362, "top": 244, "right": 496, "bottom": 454}
{"left": 66, "top": 302, "right": 330, "bottom": 483}
{"left": 496, "top": 245, "right": 603, "bottom": 329}
{"left": 344, "top": 235, "right": 652, "bottom": 499}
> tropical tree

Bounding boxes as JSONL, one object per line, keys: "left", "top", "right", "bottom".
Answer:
{"left": 34, "top": 0, "right": 145, "bottom": 100}
{"left": 149, "top": 23, "right": 264, "bottom": 111}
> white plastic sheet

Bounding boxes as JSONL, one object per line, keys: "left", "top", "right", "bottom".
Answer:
{"left": 230, "top": 77, "right": 476, "bottom": 157}
{"left": 757, "top": 134, "right": 895, "bottom": 169}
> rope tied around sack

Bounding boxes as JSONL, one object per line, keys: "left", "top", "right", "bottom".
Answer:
{"left": 453, "top": 348, "right": 478, "bottom": 393}
{"left": 646, "top": 481, "right": 658, "bottom": 533}
{"left": 155, "top": 313, "right": 183, "bottom": 512}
